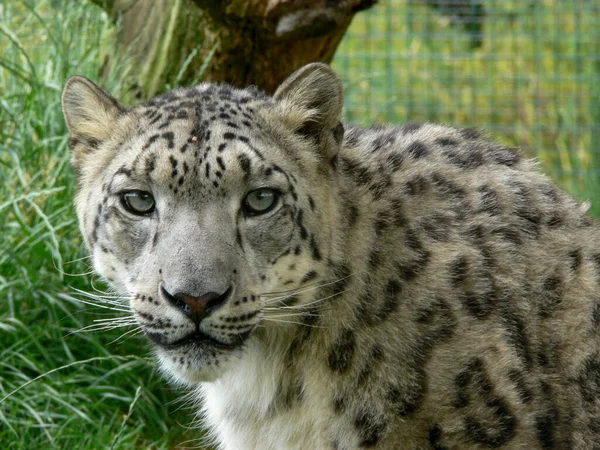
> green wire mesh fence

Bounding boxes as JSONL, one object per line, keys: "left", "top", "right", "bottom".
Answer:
{"left": 333, "top": 0, "right": 600, "bottom": 215}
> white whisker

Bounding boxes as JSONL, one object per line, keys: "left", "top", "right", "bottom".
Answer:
{"left": 60, "top": 296, "right": 131, "bottom": 313}
{"left": 64, "top": 255, "right": 93, "bottom": 265}
{"left": 92, "top": 317, "right": 136, "bottom": 324}
{"left": 261, "top": 275, "right": 351, "bottom": 305}
{"left": 65, "top": 319, "right": 137, "bottom": 337}
{"left": 261, "top": 318, "right": 327, "bottom": 328}
{"left": 108, "top": 326, "right": 144, "bottom": 345}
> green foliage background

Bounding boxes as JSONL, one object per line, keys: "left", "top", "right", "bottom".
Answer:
{"left": 1, "top": 0, "right": 598, "bottom": 448}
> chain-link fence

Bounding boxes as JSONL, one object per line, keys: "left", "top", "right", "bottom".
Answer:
{"left": 333, "top": 0, "right": 600, "bottom": 214}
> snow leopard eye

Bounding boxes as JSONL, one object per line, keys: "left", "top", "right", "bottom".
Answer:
{"left": 120, "top": 190, "right": 155, "bottom": 215}
{"left": 243, "top": 188, "right": 279, "bottom": 215}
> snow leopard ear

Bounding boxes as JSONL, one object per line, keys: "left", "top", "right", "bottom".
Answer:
{"left": 273, "top": 63, "right": 344, "bottom": 161}
{"left": 62, "top": 76, "right": 126, "bottom": 169}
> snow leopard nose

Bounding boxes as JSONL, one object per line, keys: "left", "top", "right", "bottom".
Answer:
{"left": 161, "top": 285, "right": 232, "bottom": 325}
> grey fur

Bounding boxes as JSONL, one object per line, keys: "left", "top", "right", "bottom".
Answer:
{"left": 63, "top": 63, "right": 600, "bottom": 449}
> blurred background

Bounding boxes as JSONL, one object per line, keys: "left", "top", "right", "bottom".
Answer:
{"left": 1, "top": 0, "right": 598, "bottom": 448}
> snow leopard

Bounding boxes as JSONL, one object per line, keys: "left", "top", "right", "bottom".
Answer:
{"left": 62, "top": 63, "right": 600, "bottom": 449}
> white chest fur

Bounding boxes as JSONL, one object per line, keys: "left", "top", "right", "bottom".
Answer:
{"left": 198, "top": 339, "right": 333, "bottom": 450}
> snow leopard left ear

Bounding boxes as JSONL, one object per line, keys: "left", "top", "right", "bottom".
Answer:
{"left": 273, "top": 63, "right": 344, "bottom": 161}
{"left": 62, "top": 76, "right": 126, "bottom": 170}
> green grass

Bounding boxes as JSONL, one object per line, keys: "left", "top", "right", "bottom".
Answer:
{"left": 0, "top": 2, "right": 200, "bottom": 448}
{"left": 0, "top": 0, "right": 598, "bottom": 448}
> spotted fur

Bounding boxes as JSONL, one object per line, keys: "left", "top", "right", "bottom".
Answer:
{"left": 63, "top": 64, "right": 600, "bottom": 449}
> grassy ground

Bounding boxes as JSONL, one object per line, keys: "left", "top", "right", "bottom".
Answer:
{"left": 0, "top": 2, "right": 198, "bottom": 448}
{"left": 1, "top": 0, "right": 598, "bottom": 448}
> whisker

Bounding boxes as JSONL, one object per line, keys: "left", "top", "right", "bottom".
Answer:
{"left": 66, "top": 294, "right": 130, "bottom": 309}
{"left": 65, "top": 320, "right": 137, "bottom": 337}
{"left": 92, "top": 317, "right": 136, "bottom": 324}
{"left": 260, "top": 274, "right": 353, "bottom": 299}
{"left": 64, "top": 255, "right": 93, "bottom": 265}
{"left": 264, "top": 288, "right": 352, "bottom": 313}
{"left": 60, "top": 296, "right": 131, "bottom": 313}
{"left": 260, "top": 318, "right": 327, "bottom": 328}
{"left": 108, "top": 326, "right": 144, "bottom": 345}
{"left": 69, "top": 286, "right": 130, "bottom": 301}
{"left": 262, "top": 276, "right": 352, "bottom": 306}
{"left": 265, "top": 312, "right": 321, "bottom": 320}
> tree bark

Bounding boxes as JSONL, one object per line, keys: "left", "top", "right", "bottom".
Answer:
{"left": 91, "top": 0, "right": 377, "bottom": 98}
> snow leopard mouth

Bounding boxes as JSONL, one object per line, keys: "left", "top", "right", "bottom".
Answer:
{"left": 145, "top": 330, "right": 249, "bottom": 351}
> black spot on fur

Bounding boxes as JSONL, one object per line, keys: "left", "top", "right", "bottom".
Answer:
{"left": 387, "top": 383, "right": 423, "bottom": 418}
{"left": 216, "top": 156, "right": 226, "bottom": 171}
{"left": 443, "top": 147, "right": 484, "bottom": 169}
{"left": 430, "top": 174, "right": 469, "bottom": 217}
{"left": 546, "top": 212, "right": 563, "bottom": 228}
{"left": 161, "top": 131, "right": 174, "bottom": 149}
{"left": 405, "top": 175, "right": 429, "bottom": 196}
{"left": 461, "top": 291, "right": 495, "bottom": 319}
{"left": 569, "top": 249, "right": 582, "bottom": 271}
{"left": 406, "top": 140, "right": 428, "bottom": 159}
{"left": 539, "top": 272, "right": 563, "bottom": 318}
{"left": 340, "top": 157, "right": 375, "bottom": 186}
{"left": 592, "top": 302, "right": 600, "bottom": 328}
{"left": 368, "top": 249, "right": 383, "bottom": 269}
{"left": 492, "top": 147, "right": 521, "bottom": 167}
{"left": 453, "top": 359, "right": 517, "bottom": 447}
{"left": 428, "top": 424, "right": 448, "bottom": 450}
{"left": 396, "top": 251, "right": 430, "bottom": 282}
{"left": 301, "top": 270, "right": 317, "bottom": 284}
{"left": 464, "top": 411, "right": 516, "bottom": 448}
{"left": 237, "top": 153, "right": 251, "bottom": 181}
{"left": 477, "top": 185, "right": 501, "bottom": 215}
{"left": 115, "top": 165, "right": 132, "bottom": 177}
{"left": 499, "top": 303, "right": 533, "bottom": 369}
{"left": 420, "top": 213, "right": 452, "bottom": 242}
{"left": 436, "top": 137, "right": 459, "bottom": 147}
{"left": 145, "top": 154, "right": 156, "bottom": 174}
{"left": 355, "top": 345, "right": 385, "bottom": 387}
{"left": 576, "top": 355, "right": 600, "bottom": 403}
{"left": 295, "top": 209, "right": 308, "bottom": 240}
{"left": 492, "top": 226, "right": 522, "bottom": 246}
{"left": 387, "top": 152, "right": 404, "bottom": 171}
{"left": 371, "top": 130, "right": 395, "bottom": 151}
{"left": 354, "top": 409, "right": 386, "bottom": 447}
{"left": 275, "top": 376, "right": 304, "bottom": 411}
{"left": 333, "top": 395, "right": 347, "bottom": 414}
{"left": 328, "top": 329, "right": 356, "bottom": 374}
{"left": 507, "top": 369, "right": 533, "bottom": 404}
{"left": 535, "top": 411, "right": 557, "bottom": 450}
{"left": 67, "top": 136, "right": 79, "bottom": 151}
{"left": 402, "top": 122, "right": 423, "bottom": 134}
{"left": 360, "top": 279, "right": 403, "bottom": 326}
{"left": 384, "top": 198, "right": 404, "bottom": 227}
{"left": 310, "top": 235, "right": 322, "bottom": 261}
{"left": 460, "top": 127, "right": 481, "bottom": 140}
{"left": 343, "top": 127, "right": 363, "bottom": 147}
{"left": 449, "top": 256, "right": 469, "bottom": 286}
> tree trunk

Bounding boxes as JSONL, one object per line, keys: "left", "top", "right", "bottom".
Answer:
{"left": 91, "top": 0, "right": 377, "bottom": 99}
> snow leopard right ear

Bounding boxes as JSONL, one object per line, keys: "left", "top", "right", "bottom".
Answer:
{"left": 62, "top": 76, "right": 126, "bottom": 168}
{"left": 273, "top": 63, "right": 344, "bottom": 161}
